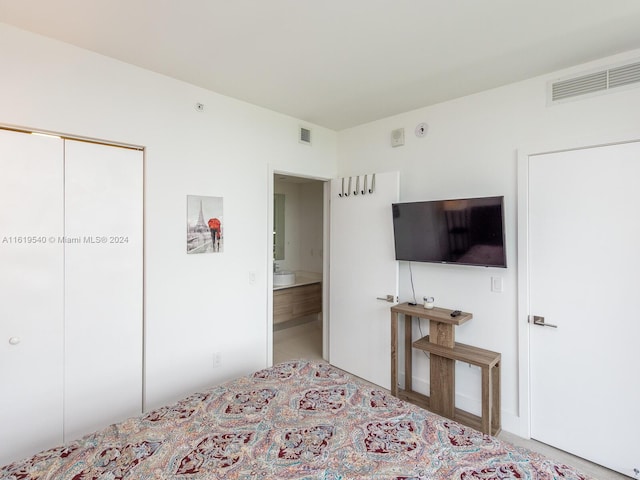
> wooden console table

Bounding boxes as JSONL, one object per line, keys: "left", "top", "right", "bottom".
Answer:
{"left": 390, "top": 302, "right": 501, "bottom": 435}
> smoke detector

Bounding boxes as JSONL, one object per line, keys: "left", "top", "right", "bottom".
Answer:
{"left": 415, "top": 123, "right": 428, "bottom": 137}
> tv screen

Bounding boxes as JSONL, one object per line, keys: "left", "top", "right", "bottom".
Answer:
{"left": 392, "top": 196, "right": 506, "bottom": 267}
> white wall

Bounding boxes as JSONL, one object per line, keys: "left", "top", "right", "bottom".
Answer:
{"left": 0, "top": 23, "right": 337, "bottom": 411}
{"left": 337, "top": 49, "right": 640, "bottom": 434}
{"left": 274, "top": 180, "right": 324, "bottom": 273}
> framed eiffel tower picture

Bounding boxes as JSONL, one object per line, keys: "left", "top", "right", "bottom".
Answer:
{"left": 186, "top": 195, "right": 224, "bottom": 254}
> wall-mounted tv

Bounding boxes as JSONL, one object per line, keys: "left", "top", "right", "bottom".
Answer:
{"left": 392, "top": 196, "right": 506, "bottom": 267}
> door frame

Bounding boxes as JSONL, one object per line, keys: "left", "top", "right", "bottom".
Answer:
{"left": 267, "top": 166, "right": 332, "bottom": 366}
{"left": 516, "top": 131, "right": 640, "bottom": 438}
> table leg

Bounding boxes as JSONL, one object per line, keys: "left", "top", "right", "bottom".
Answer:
{"left": 405, "top": 314, "right": 412, "bottom": 392}
{"left": 430, "top": 356, "right": 455, "bottom": 418}
{"left": 391, "top": 311, "right": 398, "bottom": 396}
{"left": 481, "top": 366, "right": 490, "bottom": 434}
{"left": 429, "top": 320, "right": 455, "bottom": 418}
{"left": 492, "top": 362, "right": 501, "bottom": 435}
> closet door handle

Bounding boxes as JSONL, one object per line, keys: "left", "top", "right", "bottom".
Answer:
{"left": 529, "top": 315, "right": 557, "bottom": 328}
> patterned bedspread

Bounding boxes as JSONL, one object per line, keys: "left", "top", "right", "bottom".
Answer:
{"left": 1, "top": 360, "right": 591, "bottom": 480}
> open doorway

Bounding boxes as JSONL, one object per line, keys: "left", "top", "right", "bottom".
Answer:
{"left": 272, "top": 173, "right": 326, "bottom": 363}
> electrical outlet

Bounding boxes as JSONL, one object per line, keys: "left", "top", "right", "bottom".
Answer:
{"left": 213, "top": 351, "right": 222, "bottom": 368}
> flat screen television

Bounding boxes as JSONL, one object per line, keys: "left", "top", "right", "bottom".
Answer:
{"left": 392, "top": 196, "right": 506, "bottom": 267}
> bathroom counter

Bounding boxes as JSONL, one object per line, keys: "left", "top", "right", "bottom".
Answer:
{"left": 273, "top": 271, "right": 322, "bottom": 291}
{"left": 273, "top": 273, "right": 322, "bottom": 324}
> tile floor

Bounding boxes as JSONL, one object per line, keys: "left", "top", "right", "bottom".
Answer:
{"left": 273, "top": 318, "right": 629, "bottom": 479}
{"left": 273, "top": 316, "right": 323, "bottom": 365}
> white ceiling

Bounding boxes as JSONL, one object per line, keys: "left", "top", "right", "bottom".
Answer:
{"left": 2, "top": 0, "right": 640, "bottom": 130}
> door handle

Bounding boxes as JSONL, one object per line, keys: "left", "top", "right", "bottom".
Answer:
{"left": 376, "top": 294, "right": 395, "bottom": 303}
{"left": 529, "top": 315, "right": 557, "bottom": 328}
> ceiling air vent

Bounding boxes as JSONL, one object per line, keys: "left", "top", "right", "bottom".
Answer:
{"left": 299, "top": 127, "right": 312, "bottom": 145}
{"left": 550, "top": 59, "right": 640, "bottom": 103}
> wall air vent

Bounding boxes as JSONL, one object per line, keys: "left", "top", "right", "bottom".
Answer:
{"left": 299, "top": 127, "right": 312, "bottom": 145}
{"left": 608, "top": 61, "right": 640, "bottom": 89}
{"left": 550, "top": 59, "right": 640, "bottom": 103}
{"left": 551, "top": 71, "right": 607, "bottom": 101}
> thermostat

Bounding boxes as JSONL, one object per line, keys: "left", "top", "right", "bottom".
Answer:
{"left": 391, "top": 128, "right": 405, "bottom": 147}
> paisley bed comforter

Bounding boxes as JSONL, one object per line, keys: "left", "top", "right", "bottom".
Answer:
{"left": 1, "top": 360, "right": 591, "bottom": 479}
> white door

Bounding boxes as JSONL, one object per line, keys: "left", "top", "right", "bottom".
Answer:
{"left": 63, "top": 140, "right": 143, "bottom": 441}
{"left": 0, "top": 129, "right": 64, "bottom": 465}
{"left": 329, "top": 172, "right": 399, "bottom": 389}
{"left": 527, "top": 142, "right": 640, "bottom": 477}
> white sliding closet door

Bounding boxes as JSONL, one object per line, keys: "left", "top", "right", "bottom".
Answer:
{"left": 63, "top": 140, "right": 143, "bottom": 441}
{"left": 0, "top": 130, "right": 64, "bottom": 465}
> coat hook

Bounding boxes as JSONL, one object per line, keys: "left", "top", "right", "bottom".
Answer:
{"left": 338, "top": 177, "right": 344, "bottom": 197}
{"left": 369, "top": 173, "right": 376, "bottom": 193}
{"left": 353, "top": 176, "right": 360, "bottom": 195}
{"left": 362, "top": 174, "right": 367, "bottom": 194}
{"left": 345, "top": 177, "right": 351, "bottom": 197}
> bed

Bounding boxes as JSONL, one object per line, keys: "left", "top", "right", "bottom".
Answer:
{"left": 1, "top": 360, "right": 591, "bottom": 480}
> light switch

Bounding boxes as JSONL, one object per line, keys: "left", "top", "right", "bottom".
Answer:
{"left": 491, "top": 276, "right": 503, "bottom": 293}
